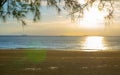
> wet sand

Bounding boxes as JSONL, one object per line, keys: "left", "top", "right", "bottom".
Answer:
{"left": 0, "top": 49, "right": 120, "bottom": 75}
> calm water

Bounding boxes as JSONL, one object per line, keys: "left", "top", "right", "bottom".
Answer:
{"left": 0, "top": 36, "right": 120, "bottom": 51}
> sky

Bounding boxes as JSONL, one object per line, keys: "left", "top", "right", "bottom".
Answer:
{"left": 0, "top": 0, "right": 120, "bottom": 36}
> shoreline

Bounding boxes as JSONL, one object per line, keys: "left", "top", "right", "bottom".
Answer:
{"left": 0, "top": 48, "right": 120, "bottom": 51}
{"left": 0, "top": 48, "right": 120, "bottom": 52}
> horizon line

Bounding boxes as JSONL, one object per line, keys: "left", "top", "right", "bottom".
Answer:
{"left": 0, "top": 35, "right": 119, "bottom": 37}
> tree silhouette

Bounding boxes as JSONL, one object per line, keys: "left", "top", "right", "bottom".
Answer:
{"left": 0, "top": 0, "right": 114, "bottom": 25}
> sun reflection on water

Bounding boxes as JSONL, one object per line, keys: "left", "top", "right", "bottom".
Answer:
{"left": 82, "top": 36, "right": 106, "bottom": 51}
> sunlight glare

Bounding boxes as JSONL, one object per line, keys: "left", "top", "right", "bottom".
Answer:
{"left": 82, "top": 36, "right": 106, "bottom": 51}
{"left": 77, "top": 0, "right": 107, "bottom": 29}
{"left": 78, "top": 0, "right": 86, "bottom": 4}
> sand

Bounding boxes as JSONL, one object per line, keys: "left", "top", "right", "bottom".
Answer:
{"left": 0, "top": 49, "right": 120, "bottom": 75}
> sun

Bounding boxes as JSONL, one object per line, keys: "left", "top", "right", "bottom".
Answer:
{"left": 77, "top": 0, "right": 107, "bottom": 29}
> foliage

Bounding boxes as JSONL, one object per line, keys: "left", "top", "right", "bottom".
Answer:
{"left": 0, "top": 0, "right": 114, "bottom": 25}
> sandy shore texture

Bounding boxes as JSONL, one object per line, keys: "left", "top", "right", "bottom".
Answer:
{"left": 0, "top": 49, "right": 120, "bottom": 75}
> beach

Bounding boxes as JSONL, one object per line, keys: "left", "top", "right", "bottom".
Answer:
{"left": 0, "top": 0, "right": 120, "bottom": 75}
{"left": 0, "top": 49, "right": 120, "bottom": 75}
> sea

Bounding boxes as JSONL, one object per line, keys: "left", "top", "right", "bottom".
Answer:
{"left": 0, "top": 36, "right": 120, "bottom": 51}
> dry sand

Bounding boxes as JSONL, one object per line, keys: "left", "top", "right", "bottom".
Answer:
{"left": 0, "top": 49, "right": 120, "bottom": 75}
